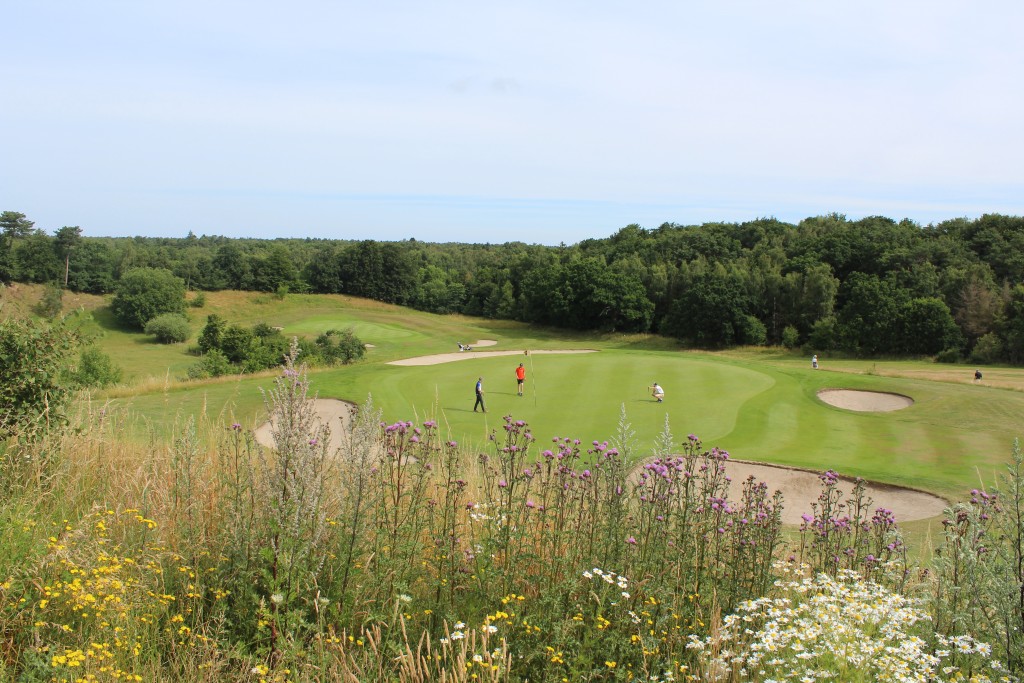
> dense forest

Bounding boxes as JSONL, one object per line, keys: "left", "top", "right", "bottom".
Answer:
{"left": 3, "top": 210, "right": 1024, "bottom": 363}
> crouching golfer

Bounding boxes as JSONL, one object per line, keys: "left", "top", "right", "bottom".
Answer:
{"left": 651, "top": 382, "right": 665, "bottom": 403}
{"left": 474, "top": 377, "right": 486, "bottom": 412}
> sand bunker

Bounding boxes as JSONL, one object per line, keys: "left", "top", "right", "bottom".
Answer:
{"left": 818, "top": 389, "right": 914, "bottom": 412}
{"left": 254, "top": 398, "right": 356, "bottom": 451}
{"left": 723, "top": 460, "right": 946, "bottom": 524}
{"left": 389, "top": 348, "right": 596, "bottom": 366}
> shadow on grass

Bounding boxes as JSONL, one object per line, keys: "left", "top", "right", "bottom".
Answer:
{"left": 89, "top": 305, "right": 132, "bottom": 332}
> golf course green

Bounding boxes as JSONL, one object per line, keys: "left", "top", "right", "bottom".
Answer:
{"left": 41, "top": 286, "right": 1013, "bottom": 503}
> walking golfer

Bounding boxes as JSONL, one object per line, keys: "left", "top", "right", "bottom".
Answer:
{"left": 474, "top": 377, "right": 486, "bottom": 412}
{"left": 515, "top": 363, "right": 526, "bottom": 396}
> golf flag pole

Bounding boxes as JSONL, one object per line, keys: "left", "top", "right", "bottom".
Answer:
{"left": 527, "top": 349, "right": 536, "bottom": 407}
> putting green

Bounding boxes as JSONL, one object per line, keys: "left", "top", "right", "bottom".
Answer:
{"left": 322, "top": 350, "right": 774, "bottom": 447}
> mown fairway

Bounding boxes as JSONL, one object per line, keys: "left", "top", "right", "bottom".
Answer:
{"left": 6, "top": 285, "right": 1017, "bottom": 501}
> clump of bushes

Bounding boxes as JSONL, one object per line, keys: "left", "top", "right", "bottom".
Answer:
{"left": 314, "top": 328, "right": 366, "bottom": 365}
{"left": 144, "top": 313, "right": 191, "bottom": 344}
{"left": 188, "top": 315, "right": 365, "bottom": 379}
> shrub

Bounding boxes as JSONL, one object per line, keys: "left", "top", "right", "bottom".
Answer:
{"left": 186, "top": 348, "right": 233, "bottom": 379}
{"left": 144, "top": 313, "right": 191, "bottom": 344}
{"left": 188, "top": 291, "right": 206, "bottom": 308}
{"left": 219, "top": 325, "right": 254, "bottom": 363}
{"left": 935, "top": 347, "right": 961, "bottom": 364}
{"left": 0, "top": 316, "right": 79, "bottom": 439}
{"left": 314, "top": 328, "right": 366, "bottom": 365}
{"left": 738, "top": 314, "right": 767, "bottom": 346}
{"left": 33, "top": 282, "right": 63, "bottom": 319}
{"left": 781, "top": 325, "right": 800, "bottom": 349}
{"left": 807, "top": 315, "right": 839, "bottom": 351}
{"left": 66, "top": 347, "right": 122, "bottom": 388}
{"left": 971, "top": 332, "right": 1004, "bottom": 364}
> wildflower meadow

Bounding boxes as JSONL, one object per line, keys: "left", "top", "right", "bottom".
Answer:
{"left": 1, "top": 345, "right": 1022, "bottom": 681}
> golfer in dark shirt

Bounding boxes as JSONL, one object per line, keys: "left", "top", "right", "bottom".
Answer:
{"left": 474, "top": 377, "right": 486, "bottom": 412}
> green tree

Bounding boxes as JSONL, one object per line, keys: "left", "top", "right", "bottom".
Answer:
{"left": 894, "top": 298, "right": 963, "bottom": 355}
{"left": 53, "top": 226, "right": 82, "bottom": 287}
{"left": 0, "top": 210, "right": 34, "bottom": 249}
{"left": 663, "top": 264, "right": 751, "bottom": 346}
{"left": 954, "top": 274, "right": 1002, "bottom": 351}
{"left": 219, "top": 325, "right": 255, "bottom": 364}
{"left": 212, "top": 243, "right": 252, "bottom": 290}
{"left": 0, "top": 208, "right": 36, "bottom": 282}
{"left": 338, "top": 240, "right": 417, "bottom": 304}
{"left": 251, "top": 245, "right": 298, "bottom": 293}
{"left": 411, "top": 265, "right": 465, "bottom": 314}
{"left": 67, "top": 240, "right": 118, "bottom": 293}
{"left": 836, "top": 273, "right": 907, "bottom": 354}
{"left": 198, "top": 314, "right": 226, "bottom": 354}
{"left": 13, "top": 230, "right": 60, "bottom": 283}
{"left": 303, "top": 244, "right": 343, "bottom": 294}
{"left": 554, "top": 257, "right": 654, "bottom": 332}
{"left": 999, "top": 284, "right": 1024, "bottom": 364}
{"left": 111, "top": 267, "right": 187, "bottom": 330}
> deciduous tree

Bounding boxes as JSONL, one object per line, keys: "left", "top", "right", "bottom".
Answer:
{"left": 111, "top": 267, "right": 187, "bottom": 330}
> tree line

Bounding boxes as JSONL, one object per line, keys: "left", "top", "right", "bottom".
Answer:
{"left": 3, "top": 210, "right": 1024, "bottom": 363}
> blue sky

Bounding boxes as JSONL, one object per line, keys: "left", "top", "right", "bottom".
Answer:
{"left": 3, "top": 1, "right": 1022, "bottom": 246}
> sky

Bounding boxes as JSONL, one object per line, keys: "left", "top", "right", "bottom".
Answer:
{"left": 3, "top": 1, "right": 1023, "bottom": 246}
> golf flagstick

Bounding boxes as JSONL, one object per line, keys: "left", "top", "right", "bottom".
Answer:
{"left": 527, "top": 349, "right": 536, "bottom": 407}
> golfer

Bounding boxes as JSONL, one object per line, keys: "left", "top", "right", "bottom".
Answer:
{"left": 473, "top": 377, "right": 486, "bottom": 412}
{"left": 651, "top": 382, "right": 665, "bottom": 403}
{"left": 515, "top": 363, "right": 526, "bottom": 396}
